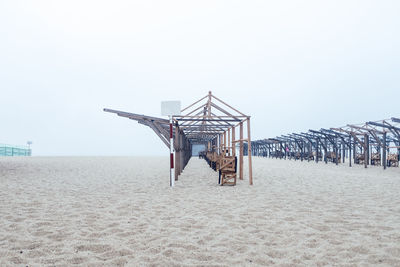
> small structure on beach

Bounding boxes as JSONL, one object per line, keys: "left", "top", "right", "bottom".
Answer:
{"left": 104, "top": 92, "right": 253, "bottom": 185}
{"left": 250, "top": 117, "right": 400, "bottom": 169}
{"left": 0, "top": 143, "right": 31, "bottom": 156}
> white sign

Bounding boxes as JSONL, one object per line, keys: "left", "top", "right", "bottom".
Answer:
{"left": 161, "top": 101, "right": 181, "bottom": 116}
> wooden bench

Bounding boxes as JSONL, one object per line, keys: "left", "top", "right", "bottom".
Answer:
{"left": 219, "top": 155, "right": 237, "bottom": 186}
{"left": 371, "top": 153, "right": 381, "bottom": 166}
{"left": 205, "top": 152, "right": 220, "bottom": 171}
{"left": 388, "top": 154, "right": 399, "bottom": 167}
{"left": 355, "top": 154, "right": 365, "bottom": 164}
{"left": 326, "top": 152, "right": 341, "bottom": 163}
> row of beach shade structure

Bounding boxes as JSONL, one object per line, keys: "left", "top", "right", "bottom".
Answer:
{"left": 0, "top": 143, "right": 32, "bottom": 157}
{"left": 244, "top": 117, "right": 400, "bottom": 169}
{"left": 105, "top": 91, "right": 254, "bottom": 186}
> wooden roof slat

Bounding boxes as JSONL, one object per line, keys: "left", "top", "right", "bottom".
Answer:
{"left": 104, "top": 108, "right": 169, "bottom": 124}
{"left": 105, "top": 92, "right": 249, "bottom": 147}
{"left": 181, "top": 95, "right": 208, "bottom": 113}
{"left": 211, "top": 94, "right": 247, "bottom": 117}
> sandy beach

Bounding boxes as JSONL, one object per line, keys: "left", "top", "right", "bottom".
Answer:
{"left": 1, "top": 156, "right": 400, "bottom": 266}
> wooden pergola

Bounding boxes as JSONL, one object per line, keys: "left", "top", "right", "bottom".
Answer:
{"left": 104, "top": 91, "right": 253, "bottom": 185}
{"left": 250, "top": 117, "right": 400, "bottom": 169}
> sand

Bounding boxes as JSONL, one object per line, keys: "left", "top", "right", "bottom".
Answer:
{"left": 1, "top": 156, "right": 400, "bottom": 266}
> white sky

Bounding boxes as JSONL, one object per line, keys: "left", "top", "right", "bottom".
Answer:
{"left": 1, "top": 1, "right": 399, "bottom": 156}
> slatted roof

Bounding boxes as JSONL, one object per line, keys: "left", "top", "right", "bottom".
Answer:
{"left": 173, "top": 91, "right": 249, "bottom": 143}
{"left": 103, "top": 108, "right": 172, "bottom": 148}
{"left": 103, "top": 91, "right": 250, "bottom": 146}
{"left": 251, "top": 117, "right": 400, "bottom": 157}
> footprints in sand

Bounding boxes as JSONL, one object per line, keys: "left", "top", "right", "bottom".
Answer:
{"left": 67, "top": 256, "right": 87, "bottom": 265}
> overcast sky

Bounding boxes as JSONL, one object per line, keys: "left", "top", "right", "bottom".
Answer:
{"left": 1, "top": 1, "right": 399, "bottom": 156}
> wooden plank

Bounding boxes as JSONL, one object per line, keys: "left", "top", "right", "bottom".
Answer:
{"left": 104, "top": 108, "right": 169, "bottom": 124}
{"left": 232, "top": 139, "right": 249, "bottom": 143}
{"left": 175, "top": 115, "right": 248, "bottom": 118}
{"left": 176, "top": 119, "right": 241, "bottom": 122}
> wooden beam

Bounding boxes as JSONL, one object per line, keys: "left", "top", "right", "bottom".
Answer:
{"left": 181, "top": 95, "right": 208, "bottom": 113}
{"left": 104, "top": 108, "right": 169, "bottom": 124}
{"left": 211, "top": 94, "right": 247, "bottom": 116}
{"left": 176, "top": 118, "right": 241, "bottom": 122}
{"left": 209, "top": 102, "right": 241, "bottom": 121}
{"left": 139, "top": 121, "right": 170, "bottom": 148}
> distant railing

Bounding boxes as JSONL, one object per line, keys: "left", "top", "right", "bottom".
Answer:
{"left": 0, "top": 144, "right": 31, "bottom": 156}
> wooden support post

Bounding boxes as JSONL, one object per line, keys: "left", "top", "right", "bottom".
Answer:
{"left": 284, "top": 142, "right": 287, "bottom": 160}
{"left": 349, "top": 136, "right": 352, "bottom": 167}
{"left": 169, "top": 117, "right": 174, "bottom": 187}
{"left": 219, "top": 134, "right": 222, "bottom": 155}
{"left": 247, "top": 118, "right": 253, "bottom": 185}
{"left": 232, "top": 127, "right": 236, "bottom": 157}
{"left": 316, "top": 139, "right": 319, "bottom": 163}
{"left": 366, "top": 135, "right": 370, "bottom": 165}
{"left": 179, "top": 131, "right": 183, "bottom": 175}
{"left": 353, "top": 136, "right": 356, "bottom": 163}
{"left": 335, "top": 145, "right": 338, "bottom": 165}
{"left": 228, "top": 128, "right": 231, "bottom": 156}
{"left": 224, "top": 132, "right": 227, "bottom": 155}
{"left": 383, "top": 132, "right": 387, "bottom": 170}
{"left": 239, "top": 122, "right": 244, "bottom": 180}
{"left": 342, "top": 143, "right": 345, "bottom": 163}
{"left": 175, "top": 125, "right": 179, "bottom": 181}
{"left": 364, "top": 134, "right": 368, "bottom": 168}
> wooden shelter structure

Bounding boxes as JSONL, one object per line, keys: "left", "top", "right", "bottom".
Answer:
{"left": 250, "top": 117, "right": 400, "bottom": 169}
{"left": 104, "top": 91, "right": 253, "bottom": 185}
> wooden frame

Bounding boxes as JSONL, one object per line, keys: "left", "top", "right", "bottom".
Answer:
{"left": 177, "top": 91, "right": 252, "bottom": 185}
{"left": 104, "top": 91, "right": 253, "bottom": 186}
{"left": 248, "top": 117, "right": 400, "bottom": 170}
